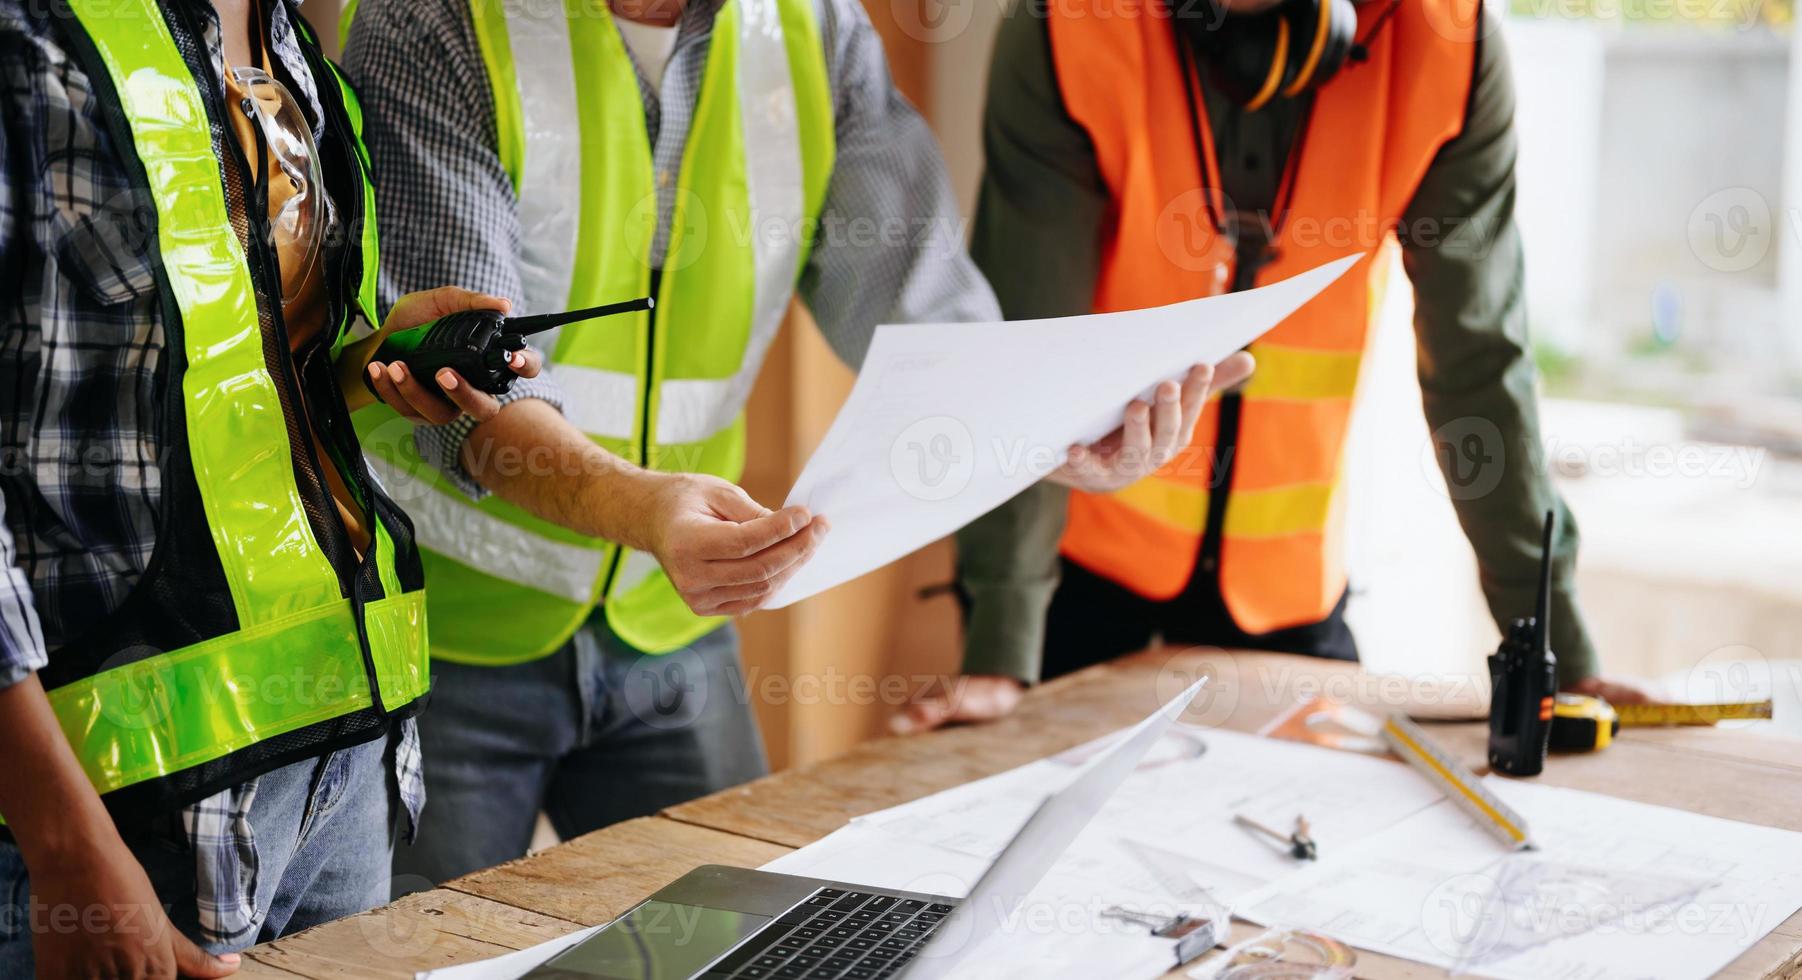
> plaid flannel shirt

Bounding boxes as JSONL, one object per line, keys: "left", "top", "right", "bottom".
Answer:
{"left": 343, "top": 0, "right": 1003, "bottom": 494}
{"left": 0, "top": 0, "right": 422, "bottom": 947}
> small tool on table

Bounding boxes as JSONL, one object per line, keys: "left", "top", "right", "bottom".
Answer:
{"left": 1383, "top": 713, "right": 1537, "bottom": 851}
{"left": 1487, "top": 509, "right": 1559, "bottom": 776}
{"left": 1544, "top": 696, "right": 1773, "bottom": 753}
{"left": 1549, "top": 692, "right": 1619, "bottom": 752}
{"left": 1618, "top": 700, "right": 1773, "bottom": 727}
{"left": 1099, "top": 907, "right": 1221, "bottom": 967}
{"left": 1234, "top": 812, "right": 1317, "bottom": 861}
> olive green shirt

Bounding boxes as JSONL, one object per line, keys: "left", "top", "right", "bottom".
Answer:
{"left": 955, "top": 6, "right": 1600, "bottom": 686}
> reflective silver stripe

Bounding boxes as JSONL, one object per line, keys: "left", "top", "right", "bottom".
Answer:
{"left": 503, "top": 0, "right": 581, "bottom": 313}
{"left": 365, "top": 456, "right": 604, "bottom": 603}
{"left": 656, "top": 377, "right": 742, "bottom": 444}
{"left": 551, "top": 362, "right": 639, "bottom": 440}
{"left": 727, "top": 0, "right": 805, "bottom": 438}
{"left": 610, "top": 548, "right": 664, "bottom": 597}
{"left": 506, "top": 0, "right": 806, "bottom": 454}
{"left": 558, "top": 368, "right": 743, "bottom": 446}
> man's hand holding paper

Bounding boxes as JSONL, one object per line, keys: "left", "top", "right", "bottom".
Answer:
{"left": 1051, "top": 353, "right": 1256, "bottom": 494}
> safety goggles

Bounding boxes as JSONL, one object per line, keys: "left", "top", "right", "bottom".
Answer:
{"left": 230, "top": 65, "right": 335, "bottom": 304}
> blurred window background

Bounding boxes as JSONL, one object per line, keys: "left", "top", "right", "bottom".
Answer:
{"left": 1478, "top": 0, "right": 1801, "bottom": 702}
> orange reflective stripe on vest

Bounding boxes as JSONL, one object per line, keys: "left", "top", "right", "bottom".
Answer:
{"left": 1048, "top": 0, "right": 1477, "bottom": 633}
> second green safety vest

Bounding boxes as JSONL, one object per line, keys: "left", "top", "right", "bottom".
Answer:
{"left": 357, "top": 0, "right": 835, "bottom": 664}
{"left": 14, "top": 0, "right": 430, "bottom": 826}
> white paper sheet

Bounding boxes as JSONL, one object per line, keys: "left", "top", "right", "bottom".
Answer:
{"left": 414, "top": 924, "right": 603, "bottom": 980}
{"left": 852, "top": 727, "right": 1444, "bottom": 905}
{"left": 767, "top": 255, "right": 1360, "bottom": 607}
{"left": 898, "top": 680, "right": 1204, "bottom": 977}
{"left": 753, "top": 726, "right": 1447, "bottom": 979}
{"left": 1232, "top": 778, "right": 1802, "bottom": 980}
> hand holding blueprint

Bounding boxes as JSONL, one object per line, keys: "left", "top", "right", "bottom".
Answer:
{"left": 767, "top": 255, "right": 1361, "bottom": 607}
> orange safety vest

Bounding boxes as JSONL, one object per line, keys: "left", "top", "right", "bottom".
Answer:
{"left": 1048, "top": 0, "right": 1478, "bottom": 634}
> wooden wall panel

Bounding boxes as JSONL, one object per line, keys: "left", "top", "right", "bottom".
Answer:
{"left": 303, "top": 0, "right": 341, "bottom": 55}
{"left": 738, "top": 307, "right": 962, "bottom": 772}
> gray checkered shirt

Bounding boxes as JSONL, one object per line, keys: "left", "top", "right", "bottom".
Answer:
{"left": 343, "top": 0, "right": 1002, "bottom": 494}
{"left": 0, "top": 0, "right": 421, "bottom": 948}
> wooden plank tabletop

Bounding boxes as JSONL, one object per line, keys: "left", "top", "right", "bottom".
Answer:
{"left": 238, "top": 820, "right": 787, "bottom": 979}
{"left": 248, "top": 648, "right": 1802, "bottom": 979}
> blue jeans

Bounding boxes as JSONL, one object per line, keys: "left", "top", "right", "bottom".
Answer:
{"left": 0, "top": 735, "right": 396, "bottom": 977}
{"left": 394, "top": 618, "right": 766, "bottom": 890}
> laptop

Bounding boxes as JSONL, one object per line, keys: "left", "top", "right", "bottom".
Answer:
{"left": 522, "top": 680, "right": 1205, "bottom": 980}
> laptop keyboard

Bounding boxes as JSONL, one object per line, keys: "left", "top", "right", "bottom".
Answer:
{"left": 706, "top": 887, "right": 953, "bottom": 979}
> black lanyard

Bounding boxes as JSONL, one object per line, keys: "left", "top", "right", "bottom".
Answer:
{"left": 1171, "top": 15, "right": 1315, "bottom": 285}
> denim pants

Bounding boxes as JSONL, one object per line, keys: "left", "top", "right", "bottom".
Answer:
{"left": 0, "top": 735, "right": 396, "bottom": 977}
{"left": 394, "top": 618, "right": 767, "bottom": 890}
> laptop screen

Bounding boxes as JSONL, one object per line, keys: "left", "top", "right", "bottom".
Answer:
{"left": 899, "top": 678, "right": 1207, "bottom": 977}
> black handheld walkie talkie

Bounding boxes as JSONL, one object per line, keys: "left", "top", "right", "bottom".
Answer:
{"left": 368, "top": 296, "right": 654, "bottom": 399}
{"left": 1487, "top": 509, "right": 1559, "bottom": 777}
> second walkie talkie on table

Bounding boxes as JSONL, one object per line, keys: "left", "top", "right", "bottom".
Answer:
{"left": 368, "top": 295, "right": 654, "bottom": 399}
{"left": 1487, "top": 509, "right": 1560, "bottom": 777}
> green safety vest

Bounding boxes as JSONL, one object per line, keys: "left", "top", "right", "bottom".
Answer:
{"left": 14, "top": 0, "right": 431, "bottom": 825}
{"left": 356, "top": 0, "right": 835, "bottom": 664}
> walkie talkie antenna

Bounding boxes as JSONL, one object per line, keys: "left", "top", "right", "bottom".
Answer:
{"left": 1534, "top": 509, "right": 1555, "bottom": 657}
{"left": 508, "top": 296, "right": 655, "bottom": 337}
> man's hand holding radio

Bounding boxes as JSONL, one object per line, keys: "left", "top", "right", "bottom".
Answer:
{"left": 369, "top": 349, "right": 543, "bottom": 425}
{"left": 343, "top": 286, "right": 543, "bottom": 422}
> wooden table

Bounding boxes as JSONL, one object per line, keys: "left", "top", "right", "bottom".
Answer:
{"left": 240, "top": 649, "right": 1802, "bottom": 979}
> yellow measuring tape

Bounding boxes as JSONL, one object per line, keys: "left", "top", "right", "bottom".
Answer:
{"left": 1617, "top": 701, "right": 1772, "bottom": 727}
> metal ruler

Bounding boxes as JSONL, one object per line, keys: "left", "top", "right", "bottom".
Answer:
{"left": 1617, "top": 701, "right": 1772, "bottom": 727}
{"left": 1380, "top": 713, "right": 1536, "bottom": 851}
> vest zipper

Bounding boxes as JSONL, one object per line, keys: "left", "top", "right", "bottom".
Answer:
{"left": 598, "top": 267, "right": 664, "bottom": 604}
{"left": 294, "top": 31, "right": 408, "bottom": 711}
{"left": 207, "top": 54, "right": 360, "bottom": 592}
